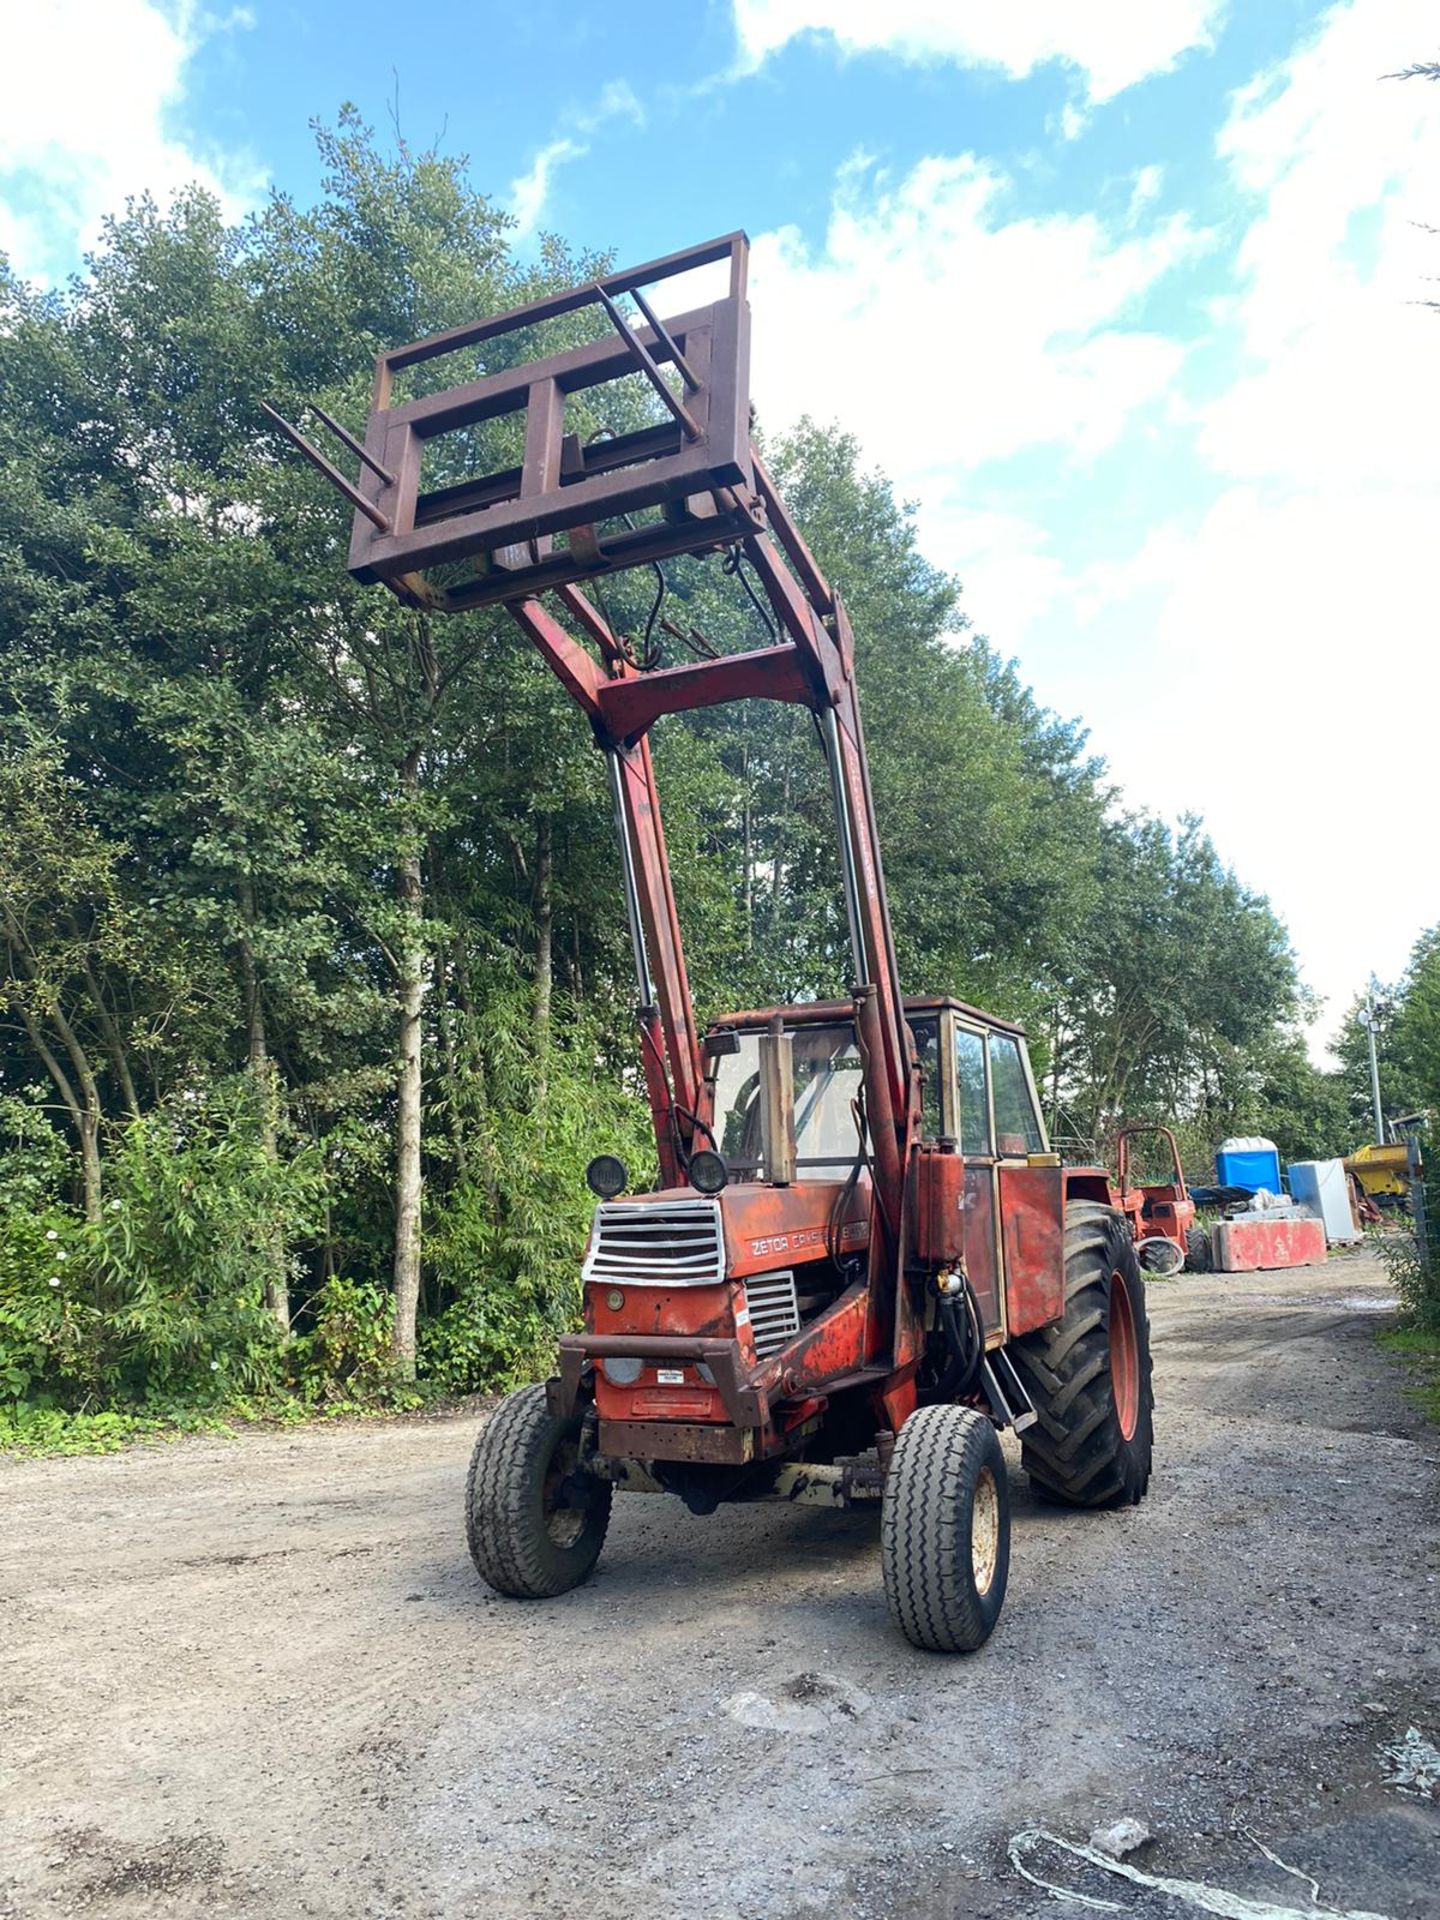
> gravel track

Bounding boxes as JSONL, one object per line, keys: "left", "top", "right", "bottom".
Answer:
{"left": 2, "top": 1250, "right": 1437, "bottom": 1918}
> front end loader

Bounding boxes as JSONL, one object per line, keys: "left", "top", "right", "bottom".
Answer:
{"left": 275, "top": 232, "right": 1155, "bottom": 1651}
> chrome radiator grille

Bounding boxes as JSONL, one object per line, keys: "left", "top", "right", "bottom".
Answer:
{"left": 743, "top": 1270, "right": 800, "bottom": 1358}
{"left": 582, "top": 1197, "right": 726, "bottom": 1288}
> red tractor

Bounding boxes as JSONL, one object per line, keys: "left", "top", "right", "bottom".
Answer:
{"left": 1116, "top": 1123, "right": 1200, "bottom": 1276}
{"left": 277, "top": 233, "right": 1154, "bottom": 1650}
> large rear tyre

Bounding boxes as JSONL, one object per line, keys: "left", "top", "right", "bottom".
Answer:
{"left": 465, "top": 1384, "right": 612, "bottom": 1599}
{"left": 1009, "top": 1200, "right": 1154, "bottom": 1509}
{"left": 881, "top": 1405, "right": 1010, "bottom": 1653}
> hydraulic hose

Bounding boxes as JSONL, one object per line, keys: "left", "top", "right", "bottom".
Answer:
{"left": 935, "top": 1277, "right": 984, "bottom": 1401}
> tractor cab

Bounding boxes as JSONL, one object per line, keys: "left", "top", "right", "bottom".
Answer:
{"left": 698, "top": 996, "right": 1060, "bottom": 1337}
{"left": 705, "top": 996, "right": 1050, "bottom": 1174}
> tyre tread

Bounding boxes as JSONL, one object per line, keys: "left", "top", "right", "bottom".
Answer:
{"left": 1008, "top": 1202, "right": 1155, "bottom": 1510}
{"left": 881, "top": 1405, "right": 1008, "bottom": 1653}
{"left": 465, "top": 1384, "right": 611, "bottom": 1599}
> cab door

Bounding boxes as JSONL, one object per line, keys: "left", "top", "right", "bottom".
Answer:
{"left": 988, "top": 1031, "right": 1066, "bottom": 1335}
{"left": 946, "top": 1018, "right": 1004, "bottom": 1333}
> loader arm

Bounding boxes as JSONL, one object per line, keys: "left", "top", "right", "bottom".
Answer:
{"left": 265, "top": 232, "right": 915, "bottom": 1296}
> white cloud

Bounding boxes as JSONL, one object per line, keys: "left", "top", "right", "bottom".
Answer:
{"left": 508, "top": 81, "right": 645, "bottom": 240}
{"left": 1203, "top": 0, "right": 1440, "bottom": 488}
{"left": 731, "top": 0, "right": 1227, "bottom": 102}
{"left": 1066, "top": 486, "right": 1436, "bottom": 1044}
{"left": 1053, "top": 0, "right": 1440, "bottom": 1047}
{"left": 745, "top": 151, "right": 1204, "bottom": 485}
{"left": 0, "top": 1, "right": 259, "bottom": 282}
{"left": 916, "top": 503, "right": 1071, "bottom": 644}
{"left": 1128, "top": 164, "right": 1166, "bottom": 221}
{"left": 726, "top": 5, "right": 1439, "bottom": 1053}
{"left": 509, "top": 139, "right": 583, "bottom": 241}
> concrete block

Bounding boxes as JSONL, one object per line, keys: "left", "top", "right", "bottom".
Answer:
{"left": 1212, "top": 1215, "right": 1328, "bottom": 1272}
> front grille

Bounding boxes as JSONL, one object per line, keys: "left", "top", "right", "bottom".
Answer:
{"left": 743, "top": 1270, "right": 800, "bottom": 1358}
{"left": 582, "top": 1197, "right": 726, "bottom": 1288}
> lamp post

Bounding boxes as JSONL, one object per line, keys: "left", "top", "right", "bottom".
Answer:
{"left": 1361, "top": 981, "right": 1385, "bottom": 1144}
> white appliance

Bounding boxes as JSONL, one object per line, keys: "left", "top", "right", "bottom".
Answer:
{"left": 1287, "top": 1159, "right": 1361, "bottom": 1244}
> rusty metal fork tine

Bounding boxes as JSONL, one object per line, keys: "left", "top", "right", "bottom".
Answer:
{"left": 592, "top": 284, "right": 702, "bottom": 441}
{"left": 258, "top": 400, "right": 392, "bottom": 533}
{"left": 626, "top": 284, "right": 699, "bottom": 393}
{"left": 305, "top": 401, "right": 395, "bottom": 487}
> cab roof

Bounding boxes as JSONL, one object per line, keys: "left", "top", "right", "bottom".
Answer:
{"left": 708, "top": 996, "right": 1027, "bottom": 1038}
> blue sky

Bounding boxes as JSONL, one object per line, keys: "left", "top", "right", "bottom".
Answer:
{"left": 4, "top": 1, "right": 1438, "bottom": 1058}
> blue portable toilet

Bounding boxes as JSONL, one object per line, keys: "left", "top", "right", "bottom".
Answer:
{"left": 1215, "top": 1136, "right": 1281, "bottom": 1195}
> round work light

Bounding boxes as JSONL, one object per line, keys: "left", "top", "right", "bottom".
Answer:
{"left": 585, "top": 1154, "right": 629, "bottom": 1199}
{"left": 688, "top": 1149, "right": 730, "bottom": 1195}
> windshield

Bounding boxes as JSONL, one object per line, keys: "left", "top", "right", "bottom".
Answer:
{"left": 711, "top": 1024, "right": 864, "bottom": 1179}
{"left": 710, "top": 1015, "right": 942, "bottom": 1181}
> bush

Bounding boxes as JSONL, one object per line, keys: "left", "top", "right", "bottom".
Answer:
{"left": 289, "top": 1277, "right": 401, "bottom": 1405}
{"left": 420, "top": 983, "right": 654, "bottom": 1391}
{"left": 0, "top": 1203, "right": 104, "bottom": 1402}
{"left": 1376, "top": 1216, "right": 1440, "bottom": 1332}
{"left": 0, "top": 1074, "right": 322, "bottom": 1413}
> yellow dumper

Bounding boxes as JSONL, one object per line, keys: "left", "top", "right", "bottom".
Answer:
{"left": 1346, "top": 1141, "right": 1412, "bottom": 1201}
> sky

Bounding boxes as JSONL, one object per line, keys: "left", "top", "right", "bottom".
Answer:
{"left": 3, "top": 0, "right": 1437, "bottom": 1058}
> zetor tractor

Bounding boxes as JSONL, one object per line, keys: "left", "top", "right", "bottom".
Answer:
{"left": 276, "top": 233, "right": 1154, "bottom": 1651}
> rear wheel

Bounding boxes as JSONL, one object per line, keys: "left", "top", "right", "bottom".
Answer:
{"left": 465, "top": 1384, "right": 612, "bottom": 1598}
{"left": 1184, "top": 1225, "right": 1212, "bottom": 1273}
{"left": 881, "top": 1404, "right": 1010, "bottom": 1652}
{"left": 1009, "top": 1200, "right": 1154, "bottom": 1508}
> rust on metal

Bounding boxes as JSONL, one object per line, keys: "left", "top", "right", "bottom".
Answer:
{"left": 592, "top": 282, "right": 702, "bottom": 440}
{"left": 259, "top": 401, "right": 392, "bottom": 532}
{"left": 597, "top": 1419, "right": 756, "bottom": 1465}
{"left": 998, "top": 1162, "right": 1066, "bottom": 1335}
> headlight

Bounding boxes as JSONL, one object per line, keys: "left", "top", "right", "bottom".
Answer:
{"left": 688, "top": 1148, "right": 729, "bottom": 1194}
{"left": 586, "top": 1153, "right": 628, "bottom": 1198}
{"left": 601, "top": 1356, "right": 643, "bottom": 1385}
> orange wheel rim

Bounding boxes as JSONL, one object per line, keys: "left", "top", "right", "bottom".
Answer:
{"left": 1109, "top": 1270, "right": 1139, "bottom": 1441}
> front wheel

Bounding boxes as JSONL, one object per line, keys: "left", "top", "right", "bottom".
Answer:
{"left": 465, "top": 1384, "right": 612, "bottom": 1599}
{"left": 881, "top": 1405, "right": 1010, "bottom": 1652}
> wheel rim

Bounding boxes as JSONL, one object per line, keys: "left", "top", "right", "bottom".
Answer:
{"left": 971, "top": 1466, "right": 1000, "bottom": 1596}
{"left": 1109, "top": 1269, "right": 1140, "bottom": 1441}
{"left": 542, "top": 1438, "right": 586, "bottom": 1549}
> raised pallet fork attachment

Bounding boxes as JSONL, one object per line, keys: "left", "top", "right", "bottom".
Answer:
{"left": 264, "top": 231, "right": 919, "bottom": 1367}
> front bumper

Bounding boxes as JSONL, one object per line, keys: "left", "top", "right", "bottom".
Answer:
{"left": 547, "top": 1333, "right": 768, "bottom": 1430}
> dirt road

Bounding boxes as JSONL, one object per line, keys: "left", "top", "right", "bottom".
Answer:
{"left": 3, "top": 1251, "right": 1438, "bottom": 1919}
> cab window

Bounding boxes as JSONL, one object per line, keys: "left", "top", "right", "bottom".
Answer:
{"left": 955, "top": 1027, "right": 992, "bottom": 1154}
{"left": 910, "top": 1015, "right": 942, "bottom": 1139}
{"left": 989, "top": 1034, "right": 1043, "bottom": 1155}
{"left": 791, "top": 1026, "right": 864, "bottom": 1175}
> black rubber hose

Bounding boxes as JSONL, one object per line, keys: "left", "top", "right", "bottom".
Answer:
{"left": 936, "top": 1281, "right": 984, "bottom": 1400}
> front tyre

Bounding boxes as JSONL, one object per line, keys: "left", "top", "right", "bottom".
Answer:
{"left": 1010, "top": 1200, "right": 1154, "bottom": 1508}
{"left": 465, "top": 1383, "right": 611, "bottom": 1599}
{"left": 881, "top": 1405, "right": 1010, "bottom": 1653}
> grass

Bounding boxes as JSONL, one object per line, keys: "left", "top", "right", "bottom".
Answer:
{"left": 0, "top": 1379, "right": 456, "bottom": 1460}
{"left": 0, "top": 1403, "right": 237, "bottom": 1458}
{"left": 1378, "top": 1324, "right": 1440, "bottom": 1424}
